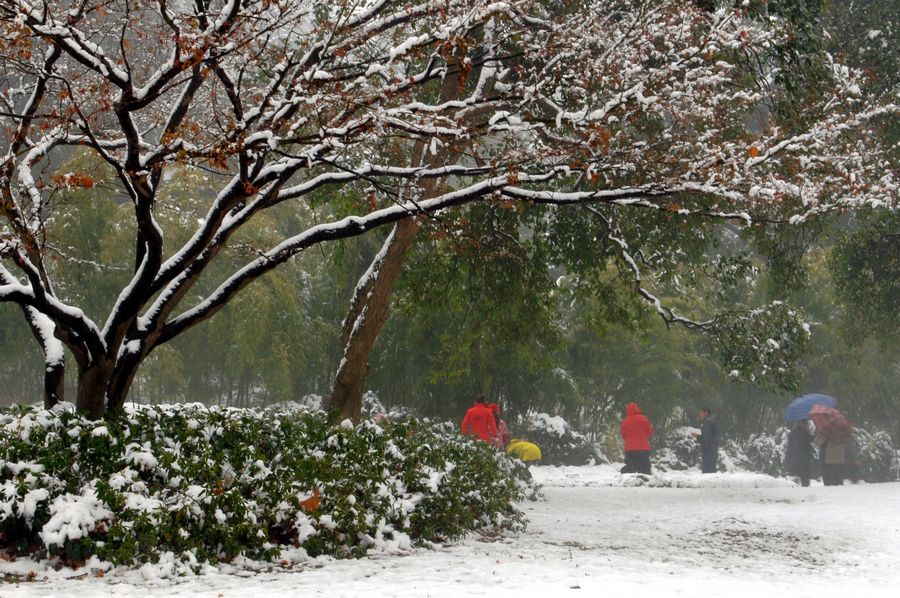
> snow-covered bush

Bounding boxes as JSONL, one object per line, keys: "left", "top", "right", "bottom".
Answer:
{"left": 590, "top": 434, "right": 613, "bottom": 465}
{"left": 853, "top": 429, "right": 899, "bottom": 482}
{"left": 267, "top": 394, "right": 324, "bottom": 411}
{"left": 0, "top": 403, "right": 529, "bottom": 571}
{"left": 361, "top": 392, "right": 414, "bottom": 421}
{"left": 653, "top": 427, "right": 701, "bottom": 472}
{"left": 727, "top": 429, "right": 788, "bottom": 477}
{"left": 520, "top": 413, "right": 596, "bottom": 466}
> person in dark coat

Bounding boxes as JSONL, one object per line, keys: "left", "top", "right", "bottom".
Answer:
{"left": 785, "top": 420, "right": 813, "bottom": 486}
{"left": 619, "top": 402, "right": 654, "bottom": 474}
{"left": 692, "top": 406, "right": 718, "bottom": 473}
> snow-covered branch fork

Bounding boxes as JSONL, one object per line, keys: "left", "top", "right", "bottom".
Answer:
{"left": 0, "top": 0, "right": 896, "bottom": 417}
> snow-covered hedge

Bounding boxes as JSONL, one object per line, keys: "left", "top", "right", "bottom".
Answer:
{"left": 520, "top": 413, "right": 598, "bottom": 466}
{"left": 361, "top": 392, "right": 415, "bottom": 420}
{"left": 854, "top": 428, "right": 899, "bottom": 482}
{"left": 726, "top": 430, "right": 789, "bottom": 477}
{"left": 0, "top": 403, "right": 528, "bottom": 572}
{"left": 653, "top": 427, "right": 701, "bottom": 472}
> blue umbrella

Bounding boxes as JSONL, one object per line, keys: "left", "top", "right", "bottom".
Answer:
{"left": 784, "top": 393, "right": 837, "bottom": 422}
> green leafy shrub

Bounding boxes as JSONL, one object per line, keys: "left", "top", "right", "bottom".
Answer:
{"left": 0, "top": 403, "right": 528, "bottom": 572}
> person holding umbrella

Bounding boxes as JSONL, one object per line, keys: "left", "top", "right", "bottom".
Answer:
{"left": 782, "top": 394, "right": 837, "bottom": 487}
{"left": 810, "top": 404, "right": 858, "bottom": 486}
{"left": 785, "top": 420, "right": 814, "bottom": 487}
{"left": 816, "top": 434, "right": 852, "bottom": 485}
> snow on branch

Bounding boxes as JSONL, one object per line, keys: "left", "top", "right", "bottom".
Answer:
{"left": 0, "top": 0, "right": 895, "bottom": 398}
{"left": 585, "top": 206, "right": 714, "bottom": 330}
{"left": 24, "top": 307, "right": 65, "bottom": 368}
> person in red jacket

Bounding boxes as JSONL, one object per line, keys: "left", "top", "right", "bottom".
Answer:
{"left": 461, "top": 395, "right": 498, "bottom": 443}
{"left": 620, "top": 402, "right": 654, "bottom": 474}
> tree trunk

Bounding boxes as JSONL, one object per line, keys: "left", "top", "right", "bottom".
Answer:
{"left": 43, "top": 362, "right": 65, "bottom": 409}
{"left": 19, "top": 306, "right": 66, "bottom": 409}
{"left": 329, "top": 45, "right": 490, "bottom": 422}
{"left": 75, "top": 362, "right": 113, "bottom": 420}
{"left": 330, "top": 217, "right": 423, "bottom": 422}
{"left": 70, "top": 352, "right": 146, "bottom": 419}
{"left": 105, "top": 345, "right": 147, "bottom": 413}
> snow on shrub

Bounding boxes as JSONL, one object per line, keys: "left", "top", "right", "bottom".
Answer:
{"left": 361, "top": 391, "right": 414, "bottom": 420}
{"left": 40, "top": 488, "right": 114, "bottom": 550}
{"left": 726, "top": 429, "right": 788, "bottom": 477}
{"left": 853, "top": 428, "right": 899, "bottom": 483}
{"left": 0, "top": 403, "right": 529, "bottom": 572}
{"left": 520, "top": 413, "right": 597, "bottom": 466}
{"left": 654, "top": 427, "right": 701, "bottom": 472}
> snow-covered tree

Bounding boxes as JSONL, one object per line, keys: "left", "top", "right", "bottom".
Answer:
{"left": 0, "top": 0, "right": 895, "bottom": 419}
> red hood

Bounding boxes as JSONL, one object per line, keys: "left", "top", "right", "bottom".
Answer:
{"left": 626, "top": 402, "right": 642, "bottom": 417}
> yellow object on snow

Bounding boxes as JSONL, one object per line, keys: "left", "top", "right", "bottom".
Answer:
{"left": 507, "top": 440, "right": 542, "bottom": 462}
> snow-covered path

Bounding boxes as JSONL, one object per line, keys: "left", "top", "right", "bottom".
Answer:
{"left": 3, "top": 467, "right": 899, "bottom": 597}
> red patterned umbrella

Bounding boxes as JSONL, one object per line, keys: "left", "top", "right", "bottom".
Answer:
{"left": 809, "top": 404, "right": 853, "bottom": 442}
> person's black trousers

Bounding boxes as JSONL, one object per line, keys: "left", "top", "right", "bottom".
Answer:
{"left": 822, "top": 463, "right": 843, "bottom": 486}
{"left": 621, "top": 450, "right": 652, "bottom": 474}
{"left": 701, "top": 448, "right": 718, "bottom": 473}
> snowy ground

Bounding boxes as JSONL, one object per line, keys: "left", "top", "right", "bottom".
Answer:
{"left": 2, "top": 465, "right": 898, "bottom": 597}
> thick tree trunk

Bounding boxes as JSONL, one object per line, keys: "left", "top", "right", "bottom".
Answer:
{"left": 76, "top": 353, "right": 146, "bottom": 419}
{"left": 330, "top": 217, "right": 423, "bottom": 422}
{"left": 105, "top": 347, "right": 145, "bottom": 413}
{"left": 329, "top": 46, "right": 489, "bottom": 422}
{"left": 75, "top": 363, "right": 112, "bottom": 419}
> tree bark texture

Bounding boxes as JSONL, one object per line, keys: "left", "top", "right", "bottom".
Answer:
{"left": 75, "top": 361, "right": 113, "bottom": 419}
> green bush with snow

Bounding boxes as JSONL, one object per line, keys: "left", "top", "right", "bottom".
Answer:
{"left": 0, "top": 403, "right": 528, "bottom": 571}
{"left": 726, "top": 430, "right": 789, "bottom": 477}
{"left": 520, "top": 413, "right": 598, "bottom": 466}
{"left": 653, "top": 427, "right": 701, "bottom": 472}
{"left": 853, "top": 428, "right": 899, "bottom": 483}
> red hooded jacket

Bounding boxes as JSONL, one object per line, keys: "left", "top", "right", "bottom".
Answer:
{"left": 461, "top": 402, "right": 498, "bottom": 442}
{"left": 620, "top": 402, "right": 654, "bottom": 451}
